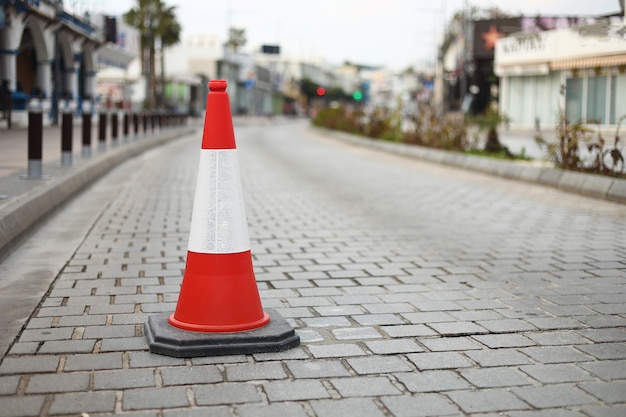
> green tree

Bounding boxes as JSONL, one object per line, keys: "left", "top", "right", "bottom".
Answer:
{"left": 124, "top": 0, "right": 181, "bottom": 109}
{"left": 226, "top": 27, "right": 246, "bottom": 52}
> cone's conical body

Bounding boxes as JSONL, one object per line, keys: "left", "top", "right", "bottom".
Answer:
{"left": 169, "top": 80, "right": 269, "bottom": 332}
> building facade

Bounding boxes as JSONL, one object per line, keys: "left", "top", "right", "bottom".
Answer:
{"left": 0, "top": 0, "right": 108, "bottom": 126}
{"left": 495, "top": 17, "right": 626, "bottom": 129}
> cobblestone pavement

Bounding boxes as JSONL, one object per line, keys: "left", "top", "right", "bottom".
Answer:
{"left": 1, "top": 119, "right": 625, "bottom": 416}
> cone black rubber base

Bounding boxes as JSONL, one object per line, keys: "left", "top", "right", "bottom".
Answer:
{"left": 144, "top": 309, "right": 300, "bottom": 357}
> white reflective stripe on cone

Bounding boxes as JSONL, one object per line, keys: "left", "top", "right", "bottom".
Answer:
{"left": 187, "top": 149, "right": 251, "bottom": 254}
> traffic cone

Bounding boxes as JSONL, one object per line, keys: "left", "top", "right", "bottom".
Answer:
{"left": 144, "top": 80, "right": 300, "bottom": 357}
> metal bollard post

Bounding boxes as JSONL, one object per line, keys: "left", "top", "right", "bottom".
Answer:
{"left": 150, "top": 112, "right": 155, "bottom": 134}
{"left": 99, "top": 111, "right": 107, "bottom": 152}
{"left": 142, "top": 112, "right": 148, "bottom": 136}
{"left": 82, "top": 101, "right": 92, "bottom": 157}
{"left": 111, "top": 111, "right": 119, "bottom": 147}
{"left": 61, "top": 100, "right": 73, "bottom": 166}
{"left": 20, "top": 98, "right": 50, "bottom": 180}
{"left": 123, "top": 111, "right": 129, "bottom": 142}
{"left": 133, "top": 112, "right": 139, "bottom": 139}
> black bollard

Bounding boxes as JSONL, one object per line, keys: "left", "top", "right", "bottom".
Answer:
{"left": 133, "top": 112, "right": 139, "bottom": 139}
{"left": 111, "top": 112, "right": 119, "bottom": 146}
{"left": 150, "top": 112, "right": 155, "bottom": 134}
{"left": 61, "top": 102, "right": 73, "bottom": 166}
{"left": 82, "top": 102, "right": 92, "bottom": 157}
{"left": 123, "top": 111, "right": 129, "bottom": 142}
{"left": 99, "top": 111, "right": 107, "bottom": 152}
{"left": 20, "top": 98, "right": 50, "bottom": 180}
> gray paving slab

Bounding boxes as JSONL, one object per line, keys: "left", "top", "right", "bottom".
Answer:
{"left": 1, "top": 119, "right": 625, "bottom": 416}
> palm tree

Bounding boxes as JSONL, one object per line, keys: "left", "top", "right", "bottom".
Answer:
{"left": 123, "top": 0, "right": 181, "bottom": 109}
{"left": 226, "top": 27, "right": 246, "bottom": 52}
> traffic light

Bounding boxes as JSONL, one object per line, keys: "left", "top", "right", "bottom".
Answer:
{"left": 352, "top": 90, "right": 363, "bottom": 101}
{"left": 316, "top": 87, "right": 326, "bottom": 96}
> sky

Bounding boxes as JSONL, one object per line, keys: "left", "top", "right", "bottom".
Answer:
{"left": 80, "top": 0, "right": 623, "bottom": 70}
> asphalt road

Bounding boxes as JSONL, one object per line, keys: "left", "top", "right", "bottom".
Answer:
{"left": 1, "top": 118, "right": 625, "bottom": 416}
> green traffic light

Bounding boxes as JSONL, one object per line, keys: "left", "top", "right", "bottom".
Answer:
{"left": 353, "top": 90, "right": 363, "bottom": 101}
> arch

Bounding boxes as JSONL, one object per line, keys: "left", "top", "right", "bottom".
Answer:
{"left": 18, "top": 15, "right": 48, "bottom": 96}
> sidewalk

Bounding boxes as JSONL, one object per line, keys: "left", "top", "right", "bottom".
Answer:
{"left": 0, "top": 118, "right": 201, "bottom": 258}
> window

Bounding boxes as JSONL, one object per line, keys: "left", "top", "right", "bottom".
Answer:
{"left": 586, "top": 76, "right": 607, "bottom": 124}
{"left": 565, "top": 77, "right": 583, "bottom": 123}
{"left": 565, "top": 73, "right": 626, "bottom": 125}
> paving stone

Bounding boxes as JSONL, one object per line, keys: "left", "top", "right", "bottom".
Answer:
{"left": 0, "top": 396, "right": 45, "bottom": 417}
{"left": 64, "top": 352, "right": 123, "bottom": 371}
{"left": 162, "top": 407, "right": 231, "bottom": 417}
{"left": 19, "top": 328, "right": 74, "bottom": 342}
{"left": 465, "top": 349, "right": 534, "bottom": 367}
{"left": 263, "top": 379, "right": 331, "bottom": 401}
{"left": 347, "top": 356, "right": 413, "bottom": 375}
{"left": 381, "top": 394, "right": 460, "bottom": 417}
{"left": 407, "top": 352, "right": 473, "bottom": 370}
{"left": 7, "top": 343, "right": 39, "bottom": 355}
{"left": 82, "top": 324, "right": 137, "bottom": 339}
{"left": 578, "top": 359, "right": 626, "bottom": 380}
{"left": 382, "top": 325, "right": 438, "bottom": 339}
{"left": 123, "top": 386, "right": 189, "bottom": 410}
{"left": 286, "top": 360, "right": 351, "bottom": 378}
{"left": 460, "top": 367, "right": 534, "bottom": 388}
{"left": 0, "top": 376, "right": 20, "bottom": 395}
{"left": 401, "top": 312, "right": 456, "bottom": 324}
{"left": 419, "top": 336, "right": 481, "bottom": 352}
{"left": 311, "top": 398, "right": 387, "bottom": 417}
{"left": 577, "top": 328, "right": 626, "bottom": 343}
{"left": 395, "top": 370, "right": 471, "bottom": 392}
{"left": 520, "top": 363, "right": 595, "bottom": 383}
{"left": 476, "top": 319, "right": 538, "bottom": 333}
{"left": 472, "top": 334, "right": 536, "bottom": 348}
{"left": 366, "top": 338, "right": 424, "bottom": 354}
{"left": 521, "top": 346, "right": 593, "bottom": 363}
{"left": 94, "top": 369, "right": 156, "bottom": 389}
{"left": 225, "top": 362, "right": 287, "bottom": 381}
{"left": 0, "top": 356, "right": 60, "bottom": 375}
{"left": 526, "top": 330, "right": 589, "bottom": 346}
{"left": 576, "top": 343, "right": 626, "bottom": 360}
{"left": 128, "top": 351, "right": 186, "bottom": 367}
{"left": 352, "top": 314, "right": 405, "bottom": 325}
{"left": 580, "top": 380, "right": 626, "bottom": 404}
{"left": 330, "top": 376, "right": 402, "bottom": 397}
{"left": 48, "top": 391, "right": 117, "bottom": 414}
{"left": 513, "top": 385, "right": 597, "bottom": 408}
{"left": 99, "top": 336, "right": 149, "bottom": 352}
{"left": 159, "top": 366, "right": 222, "bottom": 386}
{"left": 447, "top": 389, "right": 530, "bottom": 414}
{"left": 26, "top": 372, "right": 91, "bottom": 393}
{"left": 237, "top": 402, "right": 309, "bottom": 417}
{"left": 193, "top": 383, "right": 262, "bottom": 406}
{"left": 302, "top": 316, "right": 352, "bottom": 327}
{"left": 38, "top": 339, "right": 96, "bottom": 354}
{"left": 580, "top": 404, "right": 626, "bottom": 417}
{"left": 308, "top": 343, "right": 367, "bottom": 358}
{"left": 252, "top": 347, "right": 310, "bottom": 361}
{"left": 332, "top": 327, "right": 382, "bottom": 340}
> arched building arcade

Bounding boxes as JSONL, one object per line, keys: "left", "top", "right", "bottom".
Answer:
{"left": 1, "top": 0, "right": 102, "bottom": 126}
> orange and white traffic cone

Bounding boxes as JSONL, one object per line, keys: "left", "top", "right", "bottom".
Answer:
{"left": 145, "top": 80, "right": 299, "bottom": 357}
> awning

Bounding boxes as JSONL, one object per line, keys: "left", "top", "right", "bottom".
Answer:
{"left": 97, "top": 44, "right": 136, "bottom": 69}
{"left": 550, "top": 54, "right": 626, "bottom": 70}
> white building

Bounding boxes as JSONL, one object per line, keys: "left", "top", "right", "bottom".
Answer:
{"left": 495, "top": 17, "right": 626, "bottom": 130}
{"left": 0, "top": 0, "right": 110, "bottom": 126}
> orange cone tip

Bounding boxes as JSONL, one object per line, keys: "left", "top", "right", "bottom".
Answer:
{"left": 168, "top": 80, "right": 270, "bottom": 332}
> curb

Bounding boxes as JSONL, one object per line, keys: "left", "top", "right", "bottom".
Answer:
{"left": 0, "top": 128, "right": 198, "bottom": 258}
{"left": 315, "top": 127, "right": 626, "bottom": 205}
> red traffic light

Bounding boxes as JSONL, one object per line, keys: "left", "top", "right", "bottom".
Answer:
{"left": 316, "top": 87, "right": 326, "bottom": 96}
